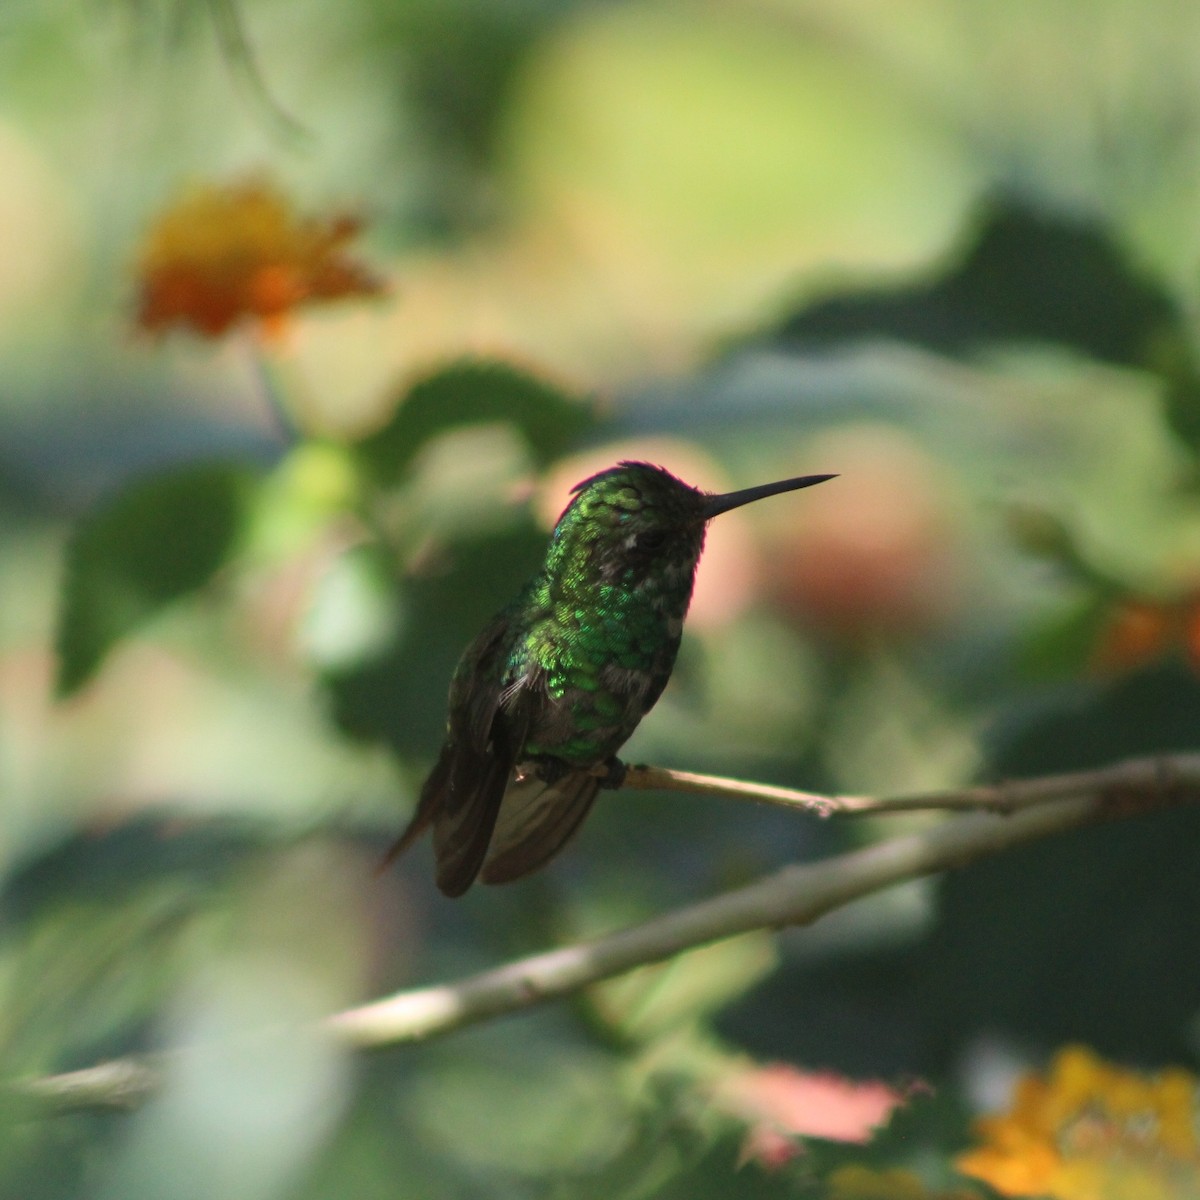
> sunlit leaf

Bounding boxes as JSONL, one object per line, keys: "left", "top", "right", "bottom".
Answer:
{"left": 1005, "top": 504, "right": 1125, "bottom": 592}
{"left": 505, "top": 5, "right": 979, "bottom": 325}
{"left": 404, "top": 1047, "right": 633, "bottom": 1176}
{"left": 590, "top": 933, "right": 778, "bottom": 1041}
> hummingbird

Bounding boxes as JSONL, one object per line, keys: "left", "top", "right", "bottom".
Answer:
{"left": 385, "top": 461, "right": 835, "bottom": 896}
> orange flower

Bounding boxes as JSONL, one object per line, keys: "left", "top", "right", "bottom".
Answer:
{"left": 135, "top": 178, "right": 384, "bottom": 338}
{"left": 1182, "top": 602, "right": 1200, "bottom": 673}
{"left": 957, "top": 1046, "right": 1200, "bottom": 1199}
{"left": 1090, "top": 590, "right": 1200, "bottom": 677}
{"left": 1091, "top": 601, "right": 1175, "bottom": 674}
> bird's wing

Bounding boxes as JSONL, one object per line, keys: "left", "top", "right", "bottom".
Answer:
{"left": 478, "top": 768, "right": 600, "bottom": 886}
{"left": 429, "top": 731, "right": 520, "bottom": 896}
{"left": 382, "top": 614, "right": 530, "bottom": 897}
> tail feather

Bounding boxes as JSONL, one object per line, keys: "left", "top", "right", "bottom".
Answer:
{"left": 381, "top": 704, "right": 597, "bottom": 893}
{"left": 378, "top": 748, "right": 451, "bottom": 874}
{"left": 479, "top": 769, "right": 600, "bottom": 886}
{"left": 432, "top": 747, "right": 513, "bottom": 897}
{"left": 379, "top": 741, "right": 513, "bottom": 897}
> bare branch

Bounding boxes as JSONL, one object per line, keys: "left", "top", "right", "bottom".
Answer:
{"left": 619, "top": 754, "right": 1200, "bottom": 817}
{"left": 10, "top": 1059, "right": 161, "bottom": 1116}
{"left": 11, "top": 752, "right": 1199, "bottom": 1116}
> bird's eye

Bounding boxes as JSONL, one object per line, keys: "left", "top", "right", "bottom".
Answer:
{"left": 638, "top": 529, "right": 669, "bottom": 551}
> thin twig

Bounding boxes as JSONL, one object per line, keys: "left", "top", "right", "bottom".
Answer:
{"left": 12, "top": 752, "right": 1198, "bottom": 1115}
{"left": 205, "top": 0, "right": 311, "bottom": 144}
{"left": 618, "top": 754, "right": 1200, "bottom": 817}
{"left": 10, "top": 1059, "right": 161, "bottom": 1116}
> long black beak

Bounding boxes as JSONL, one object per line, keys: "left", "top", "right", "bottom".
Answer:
{"left": 702, "top": 473, "right": 837, "bottom": 519}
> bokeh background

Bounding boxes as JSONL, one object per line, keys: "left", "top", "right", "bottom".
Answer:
{"left": 4, "top": 1, "right": 1200, "bottom": 1196}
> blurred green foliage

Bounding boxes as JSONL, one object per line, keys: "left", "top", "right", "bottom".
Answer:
{"left": 4, "top": 1, "right": 1200, "bottom": 1197}
{"left": 354, "top": 359, "right": 595, "bottom": 487}
{"left": 56, "top": 463, "right": 259, "bottom": 695}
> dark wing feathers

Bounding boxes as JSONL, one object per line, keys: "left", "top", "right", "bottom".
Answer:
{"left": 381, "top": 719, "right": 521, "bottom": 898}
{"left": 383, "top": 614, "right": 537, "bottom": 896}
{"left": 479, "top": 769, "right": 599, "bottom": 886}
{"left": 427, "top": 614, "right": 527, "bottom": 896}
{"left": 449, "top": 615, "right": 513, "bottom": 752}
{"left": 385, "top": 608, "right": 603, "bottom": 894}
{"left": 430, "top": 730, "right": 518, "bottom": 896}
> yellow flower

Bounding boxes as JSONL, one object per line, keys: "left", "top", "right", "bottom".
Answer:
{"left": 135, "top": 178, "right": 384, "bottom": 338}
{"left": 957, "top": 1045, "right": 1200, "bottom": 1199}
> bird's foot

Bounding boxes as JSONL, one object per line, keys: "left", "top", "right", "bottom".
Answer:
{"left": 526, "top": 756, "right": 628, "bottom": 789}
{"left": 595, "top": 757, "right": 628, "bottom": 790}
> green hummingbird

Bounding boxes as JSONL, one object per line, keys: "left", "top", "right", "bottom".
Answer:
{"left": 385, "top": 461, "right": 835, "bottom": 896}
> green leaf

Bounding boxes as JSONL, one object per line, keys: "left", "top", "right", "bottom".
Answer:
{"left": 1158, "top": 341, "right": 1200, "bottom": 459}
{"left": 1004, "top": 504, "right": 1122, "bottom": 592}
{"left": 55, "top": 462, "right": 258, "bottom": 696}
{"left": 354, "top": 358, "right": 594, "bottom": 487}
{"left": 0, "top": 811, "right": 274, "bottom": 1079}
{"left": 404, "top": 1047, "right": 633, "bottom": 1176}
{"left": 590, "top": 932, "right": 779, "bottom": 1041}
{"left": 923, "top": 664, "right": 1200, "bottom": 1068}
{"left": 772, "top": 197, "right": 1183, "bottom": 370}
{"left": 1018, "top": 595, "right": 1111, "bottom": 681}
{"left": 322, "top": 522, "right": 549, "bottom": 756}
